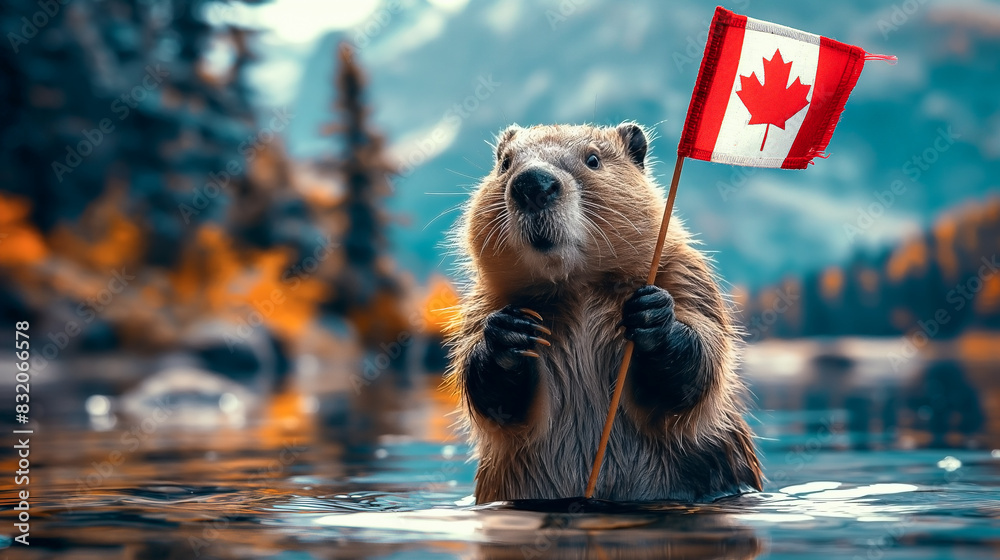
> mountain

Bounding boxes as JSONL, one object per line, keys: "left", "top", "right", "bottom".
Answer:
{"left": 285, "top": 0, "right": 1000, "bottom": 288}
{"left": 739, "top": 194, "right": 1000, "bottom": 340}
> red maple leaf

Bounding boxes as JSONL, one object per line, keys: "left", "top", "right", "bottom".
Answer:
{"left": 736, "top": 49, "right": 812, "bottom": 150}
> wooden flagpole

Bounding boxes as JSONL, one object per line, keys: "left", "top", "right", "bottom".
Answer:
{"left": 584, "top": 155, "right": 685, "bottom": 499}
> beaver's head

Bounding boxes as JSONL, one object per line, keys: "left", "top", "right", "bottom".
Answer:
{"left": 463, "top": 123, "right": 663, "bottom": 290}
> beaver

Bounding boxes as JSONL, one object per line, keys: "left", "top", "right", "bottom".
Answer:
{"left": 445, "top": 122, "right": 762, "bottom": 503}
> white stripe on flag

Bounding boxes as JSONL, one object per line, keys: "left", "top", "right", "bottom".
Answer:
{"left": 744, "top": 15, "right": 820, "bottom": 45}
{"left": 710, "top": 27, "right": 821, "bottom": 167}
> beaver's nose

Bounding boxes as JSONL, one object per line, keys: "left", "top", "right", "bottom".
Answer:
{"left": 510, "top": 169, "right": 561, "bottom": 213}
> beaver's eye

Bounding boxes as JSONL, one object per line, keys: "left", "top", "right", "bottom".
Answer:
{"left": 585, "top": 153, "right": 600, "bottom": 170}
{"left": 498, "top": 154, "right": 512, "bottom": 174}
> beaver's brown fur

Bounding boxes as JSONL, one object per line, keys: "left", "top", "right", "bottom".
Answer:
{"left": 445, "top": 123, "right": 762, "bottom": 503}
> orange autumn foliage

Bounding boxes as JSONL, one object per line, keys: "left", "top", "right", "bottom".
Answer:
{"left": 257, "top": 390, "right": 318, "bottom": 446}
{"left": 933, "top": 216, "right": 958, "bottom": 281}
{"left": 977, "top": 275, "right": 1000, "bottom": 314}
{"left": 820, "top": 266, "right": 844, "bottom": 300}
{"left": 858, "top": 268, "right": 879, "bottom": 294}
{"left": 0, "top": 193, "right": 48, "bottom": 268}
{"left": 347, "top": 290, "right": 411, "bottom": 347}
{"left": 730, "top": 285, "right": 749, "bottom": 310}
{"left": 730, "top": 195, "right": 1000, "bottom": 338}
{"left": 426, "top": 381, "right": 462, "bottom": 444}
{"left": 1, "top": 190, "right": 150, "bottom": 318}
{"left": 421, "top": 275, "right": 461, "bottom": 337}
{"left": 168, "top": 226, "right": 327, "bottom": 339}
{"left": 887, "top": 239, "right": 928, "bottom": 282}
{"left": 48, "top": 189, "right": 143, "bottom": 271}
{"left": 956, "top": 331, "right": 1000, "bottom": 362}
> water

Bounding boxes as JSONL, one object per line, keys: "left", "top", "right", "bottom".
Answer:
{"left": 2, "top": 366, "right": 999, "bottom": 559}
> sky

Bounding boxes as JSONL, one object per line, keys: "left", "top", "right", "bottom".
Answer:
{"left": 206, "top": 0, "right": 468, "bottom": 106}
{"left": 197, "top": 0, "right": 1000, "bottom": 285}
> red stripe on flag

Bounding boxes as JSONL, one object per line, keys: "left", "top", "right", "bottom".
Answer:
{"left": 677, "top": 7, "right": 747, "bottom": 161}
{"left": 781, "top": 36, "right": 865, "bottom": 169}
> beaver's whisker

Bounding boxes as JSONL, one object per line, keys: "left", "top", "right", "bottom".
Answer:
{"left": 492, "top": 218, "right": 512, "bottom": 256}
{"left": 582, "top": 201, "right": 640, "bottom": 256}
{"left": 424, "top": 202, "right": 468, "bottom": 231}
{"left": 460, "top": 157, "right": 489, "bottom": 172}
{"left": 473, "top": 213, "right": 506, "bottom": 253}
{"left": 479, "top": 215, "right": 507, "bottom": 259}
{"left": 447, "top": 167, "right": 484, "bottom": 180}
{"left": 483, "top": 208, "right": 512, "bottom": 258}
{"left": 471, "top": 206, "right": 508, "bottom": 243}
{"left": 584, "top": 222, "right": 602, "bottom": 261}
{"left": 583, "top": 199, "right": 643, "bottom": 235}
{"left": 582, "top": 203, "right": 631, "bottom": 257}
{"left": 582, "top": 211, "right": 615, "bottom": 260}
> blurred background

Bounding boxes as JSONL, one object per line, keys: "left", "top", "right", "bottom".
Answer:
{"left": 1, "top": 0, "right": 999, "bottom": 558}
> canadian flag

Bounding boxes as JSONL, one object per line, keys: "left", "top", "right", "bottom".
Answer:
{"left": 678, "top": 7, "right": 894, "bottom": 169}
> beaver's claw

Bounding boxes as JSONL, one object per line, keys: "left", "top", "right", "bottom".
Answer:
{"left": 483, "top": 305, "right": 551, "bottom": 368}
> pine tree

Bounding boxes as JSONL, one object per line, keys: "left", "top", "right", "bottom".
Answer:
{"left": 326, "top": 43, "right": 408, "bottom": 351}
{"left": 0, "top": 0, "right": 310, "bottom": 357}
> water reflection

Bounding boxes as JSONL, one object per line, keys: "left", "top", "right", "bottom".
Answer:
{"left": 912, "top": 360, "right": 986, "bottom": 446}
{"left": 2, "top": 355, "right": 1000, "bottom": 559}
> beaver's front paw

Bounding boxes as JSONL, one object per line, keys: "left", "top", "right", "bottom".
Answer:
{"left": 623, "top": 285, "right": 708, "bottom": 415}
{"left": 482, "top": 305, "right": 551, "bottom": 370}
{"left": 621, "top": 285, "right": 676, "bottom": 353}
{"left": 466, "top": 306, "right": 549, "bottom": 425}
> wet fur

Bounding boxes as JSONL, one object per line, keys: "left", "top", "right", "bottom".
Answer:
{"left": 445, "top": 123, "right": 762, "bottom": 503}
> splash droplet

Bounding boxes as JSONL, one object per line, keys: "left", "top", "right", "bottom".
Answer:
{"left": 937, "top": 456, "right": 961, "bottom": 472}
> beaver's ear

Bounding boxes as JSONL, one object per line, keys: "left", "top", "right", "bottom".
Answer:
{"left": 495, "top": 124, "right": 520, "bottom": 161}
{"left": 616, "top": 122, "right": 648, "bottom": 171}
